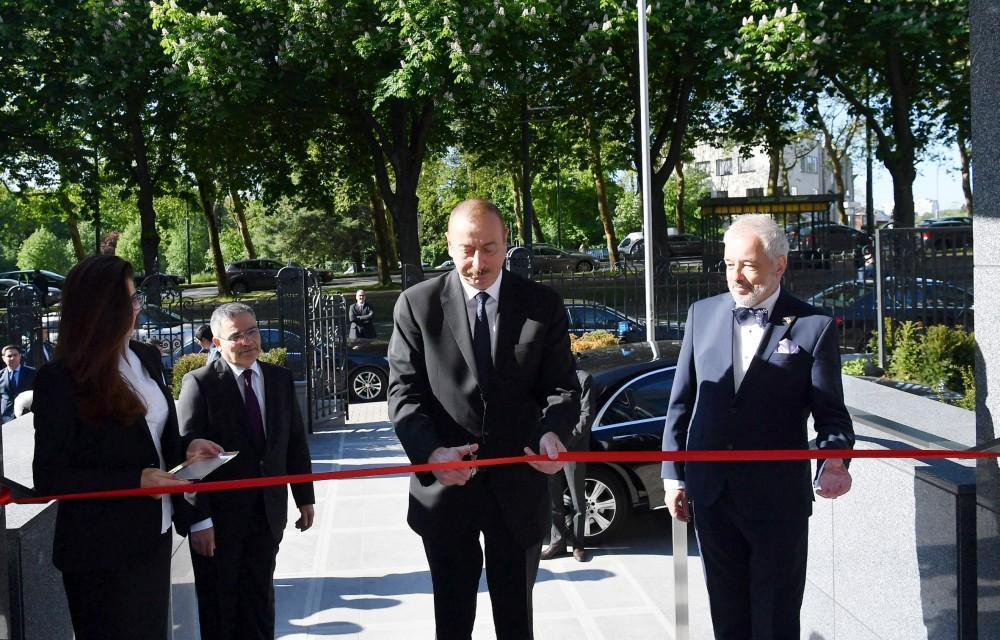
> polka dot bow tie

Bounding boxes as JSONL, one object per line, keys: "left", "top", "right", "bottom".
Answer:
{"left": 733, "top": 307, "right": 769, "bottom": 327}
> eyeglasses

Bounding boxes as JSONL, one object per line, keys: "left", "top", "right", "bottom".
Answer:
{"left": 220, "top": 327, "right": 260, "bottom": 343}
{"left": 130, "top": 292, "right": 143, "bottom": 309}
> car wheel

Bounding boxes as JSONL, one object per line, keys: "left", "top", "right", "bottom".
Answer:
{"left": 575, "top": 260, "right": 594, "bottom": 273}
{"left": 579, "top": 466, "right": 630, "bottom": 543}
{"left": 350, "top": 367, "right": 387, "bottom": 402}
{"left": 230, "top": 280, "right": 249, "bottom": 295}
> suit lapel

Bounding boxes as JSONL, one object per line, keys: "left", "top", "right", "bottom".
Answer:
{"left": 261, "top": 362, "right": 278, "bottom": 449}
{"left": 494, "top": 274, "right": 525, "bottom": 378}
{"left": 703, "top": 296, "right": 737, "bottom": 400}
{"left": 735, "top": 290, "right": 795, "bottom": 402}
{"left": 441, "top": 271, "right": 481, "bottom": 385}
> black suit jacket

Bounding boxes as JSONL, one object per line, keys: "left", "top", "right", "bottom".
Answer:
{"left": 1, "top": 363, "right": 36, "bottom": 421}
{"left": 662, "top": 290, "right": 855, "bottom": 519}
{"left": 32, "top": 341, "right": 183, "bottom": 572}
{"left": 388, "top": 270, "right": 580, "bottom": 546}
{"left": 176, "top": 358, "right": 314, "bottom": 542}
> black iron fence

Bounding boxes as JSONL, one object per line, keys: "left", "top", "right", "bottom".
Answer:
{"left": 529, "top": 225, "right": 973, "bottom": 353}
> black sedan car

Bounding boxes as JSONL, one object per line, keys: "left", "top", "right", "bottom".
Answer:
{"left": 571, "top": 341, "right": 682, "bottom": 542}
{"left": 806, "top": 277, "right": 973, "bottom": 351}
{"left": 509, "top": 243, "right": 596, "bottom": 273}
{"left": 564, "top": 300, "right": 684, "bottom": 343}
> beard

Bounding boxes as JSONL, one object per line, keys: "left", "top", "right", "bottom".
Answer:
{"left": 728, "top": 279, "right": 770, "bottom": 307}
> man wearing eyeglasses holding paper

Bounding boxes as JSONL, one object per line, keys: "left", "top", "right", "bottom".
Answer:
{"left": 177, "top": 302, "right": 315, "bottom": 640}
{"left": 662, "top": 214, "right": 855, "bottom": 640}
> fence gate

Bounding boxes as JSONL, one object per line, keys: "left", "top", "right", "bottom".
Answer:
{"left": 4, "top": 285, "right": 43, "bottom": 366}
{"left": 304, "top": 285, "right": 349, "bottom": 429}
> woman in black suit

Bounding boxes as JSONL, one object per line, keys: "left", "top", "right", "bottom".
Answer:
{"left": 32, "top": 255, "right": 220, "bottom": 640}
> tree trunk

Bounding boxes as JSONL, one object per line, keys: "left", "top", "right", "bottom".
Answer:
{"left": 767, "top": 146, "right": 781, "bottom": 196}
{"left": 368, "top": 177, "right": 394, "bottom": 286}
{"left": 884, "top": 48, "right": 917, "bottom": 227}
{"left": 229, "top": 187, "right": 257, "bottom": 259}
{"left": 358, "top": 97, "right": 433, "bottom": 276}
{"left": 195, "top": 173, "right": 229, "bottom": 295}
{"left": 126, "top": 105, "right": 161, "bottom": 277}
{"left": 55, "top": 188, "right": 86, "bottom": 260}
{"left": 531, "top": 206, "right": 545, "bottom": 243}
{"left": 957, "top": 134, "right": 973, "bottom": 215}
{"left": 585, "top": 116, "right": 618, "bottom": 267}
{"left": 674, "top": 162, "right": 686, "bottom": 233}
{"left": 510, "top": 170, "right": 525, "bottom": 242}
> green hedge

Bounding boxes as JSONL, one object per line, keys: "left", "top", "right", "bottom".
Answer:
{"left": 170, "top": 348, "right": 289, "bottom": 399}
{"left": 848, "top": 320, "right": 976, "bottom": 410}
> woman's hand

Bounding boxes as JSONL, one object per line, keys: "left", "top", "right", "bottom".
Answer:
{"left": 141, "top": 468, "right": 189, "bottom": 499}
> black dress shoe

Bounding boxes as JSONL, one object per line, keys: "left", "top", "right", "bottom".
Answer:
{"left": 541, "top": 543, "right": 568, "bottom": 560}
{"left": 572, "top": 547, "right": 588, "bottom": 562}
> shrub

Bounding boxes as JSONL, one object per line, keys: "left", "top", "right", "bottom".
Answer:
{"left": 17, "top": 228, "right": 74, "bottom": 273}
{"left": 569, "top": 330, "right": 620, "bottom": 353}
{"left": 171, "top": 353, "right": 208, "bottom": 399}
{"left": 258, "top": 347, "right": 288, "bottom": 368}
{"left": 841, "top": 358, "right": 867, "bottom": 376}
{"left": 170, "top": 348, "right": 289, "bottom": 398}
{"left": 869, "top": 320, "right": 977, "bottom": 408}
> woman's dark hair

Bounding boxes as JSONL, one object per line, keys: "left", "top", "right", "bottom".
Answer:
{"left": 55, "top": 255, "right": 144, "bottom": 426}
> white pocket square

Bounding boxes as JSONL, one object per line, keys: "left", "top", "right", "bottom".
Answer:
{"left": 776, "top": 338, "right": 801, "bottom": 354}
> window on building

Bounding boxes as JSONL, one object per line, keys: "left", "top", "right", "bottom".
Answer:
{"left": 738, "top": 156, "right": 755, "bottom": 173}
{"left": 716, "top": 158, "right": 733, "bottom": 176}
{"left": 800, "top": 156, "right": 818, "bottom": 174}
{"left": 745, "top": 187, "right": 765, "bottom": 198}
{"left": 694, "top": 161, "right": 710, "bottom": 175}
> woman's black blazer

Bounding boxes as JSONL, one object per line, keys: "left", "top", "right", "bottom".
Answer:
{"left": 32, "top": 341, "right": 183, "bottom": 572}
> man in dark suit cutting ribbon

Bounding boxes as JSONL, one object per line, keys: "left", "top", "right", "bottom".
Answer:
{"left": 662, "top": 214, "right": 855, "bottom": 640}
{"left": 388, "top": 199, "right": 580, "bottom": 639}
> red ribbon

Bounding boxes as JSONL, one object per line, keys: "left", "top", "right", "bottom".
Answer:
{"left": 2, "top": 448, "right": 992, "bottom": 507}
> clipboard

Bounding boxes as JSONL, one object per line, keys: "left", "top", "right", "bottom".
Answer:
{"left": 168, "top": 451, "right": 239, "bottom": 481}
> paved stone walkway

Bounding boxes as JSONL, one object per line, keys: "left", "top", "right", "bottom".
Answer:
{"left": 171, "top": 401, "right": 714, "bottom": 639}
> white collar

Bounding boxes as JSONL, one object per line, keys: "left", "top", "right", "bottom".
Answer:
{"left": 223, "top": 358, "right": 263, "bottom": 381}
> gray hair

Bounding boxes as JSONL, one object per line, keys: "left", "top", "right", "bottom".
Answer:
{"left": 723, "top": 214, "right": 789, "bottom": 259}
{"left": 210, "top": 302, "right": 256, "bottom": 337}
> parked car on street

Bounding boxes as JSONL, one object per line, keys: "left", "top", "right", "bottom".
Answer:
{"left": 0, "top": 269, "right": 66, "bottom": 291}
{"left": 225, "top": 260, "right": 330, "bottom": 294}
{"left": 617, "top": 232, "right": 704, "bottom": 260}
{"left": 570, "top": 341, "right": 682, "bottom": 541}
{"left": 134, "top": 304, "right": 195, "bottom": 352}
{"left": 161, "top": 328, "right": 391, "bottom": 403}
{"left": 564, "top": 300, "right": 684, "bottom": 343}
{"left": 509, "top": 243, "right": 596, "bottom": 273}
{"left": 0, "top": 278, "right": 62, "bottom": 305}
{"left": 806, "top": 277, "right": 973, "bottom": 351}
{"left": 785, "top": 223, "right": 870, "bottom": 255}
{"left": 917, "top": 220, "right": 973, "bottom": 250}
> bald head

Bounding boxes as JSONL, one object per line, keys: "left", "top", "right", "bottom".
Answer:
{"left": 446, "top": 199, "right": 508, "bottom": 290}
{"left": 448, "top": 199, "right": 504, "bottom": 232}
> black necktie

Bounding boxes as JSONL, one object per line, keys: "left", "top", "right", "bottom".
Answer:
{"left": 9, "top": 370, "right": 17, "bottom": 394}
{"left": 241, "top": 369, "right": 266, "bottom": 452}
{"left": 473, "top": 292, "right": 493, "bottom": 388}
{"left": 733, "top": 307, "right": 769, "bottom": 327}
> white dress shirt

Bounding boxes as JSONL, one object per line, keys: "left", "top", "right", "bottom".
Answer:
{"left": 190, "top": 359, "right": 266, "bottom": 534}
{"left": 663, "top": 287, "right": 782, "bottom": 492}
{"left": 118, "top": 347, "right": 172, "bottom": 534}
{"left": 458, "top": 270, "right": 503, "bottom": 357}
{"left": 732, "top": 287, "right": 782, "bottom": 392}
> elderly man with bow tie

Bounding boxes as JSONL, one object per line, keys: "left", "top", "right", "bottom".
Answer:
{"left": 661, "top": 214, "right": 855, "bottom": 640}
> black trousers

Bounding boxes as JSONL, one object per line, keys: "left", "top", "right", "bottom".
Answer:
{"left": 547, "top": 461, "right": 587, "bottom": 547}
{"left": 62, "top": 530, "right": 172, "bottom": 640}
{"left": 421, "top": 474, "right": 542, "bottom": 640}
{"left": 693, "top": 489, "right": 809, "bottom": 640}
{"left": 191, "top": 507, "right": 280, "bottom": 640}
